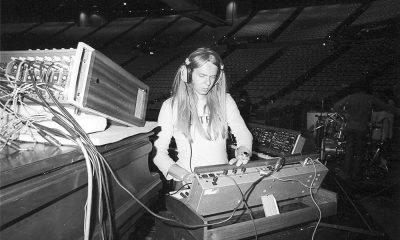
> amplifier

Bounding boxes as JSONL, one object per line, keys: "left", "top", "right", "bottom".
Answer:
{"left": 184, "top": 154, "right": 327, "bottom": 216}
{"left": 248, "top": 123, "right": 305, "bottom": 156}
{"left": 0, "top": 42, "right": 148, "bottom": 127}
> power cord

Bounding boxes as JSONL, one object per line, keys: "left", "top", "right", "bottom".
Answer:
{"left": 226, "top": 175, "right": 258, "bottom": 240}
{"left": 269, "top": 157, "right": 322, "bottom": 240}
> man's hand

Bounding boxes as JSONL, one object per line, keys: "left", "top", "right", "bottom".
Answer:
{"left": 229, "top": 146, "right": 251, "bottom": 167}
{"left": 182, "top": 173, "right": 195, "bottom": 185}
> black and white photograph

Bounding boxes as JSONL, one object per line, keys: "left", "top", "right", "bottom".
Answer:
{"left": 1, "top": 0, "right": 399, "bottom": 239}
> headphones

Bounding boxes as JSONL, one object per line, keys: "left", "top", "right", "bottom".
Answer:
{"left": 180, "top": 57, "right": 224, "bottom": 84}
{"left": 180, "top": 58, "right": 192, "bottom": 83}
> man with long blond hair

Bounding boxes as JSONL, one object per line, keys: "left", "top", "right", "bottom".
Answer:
{"left": 153, "top": 47, "right": 253, "bottom": 186}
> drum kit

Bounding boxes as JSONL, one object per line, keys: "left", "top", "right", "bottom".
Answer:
{"left": 364, "top": 118, "right": 390, "bottom": 179}
{"left": 314, "top": 112, "right": 346, "bottom": 162}
{"left": 315, "top": 111, "right": 389, "bottom": 179}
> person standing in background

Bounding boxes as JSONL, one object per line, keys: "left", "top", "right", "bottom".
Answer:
{"left": 333, "top": 82, "right": 400, "bottom": 181}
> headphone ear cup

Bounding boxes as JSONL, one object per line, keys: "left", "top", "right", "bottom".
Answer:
{"left": 180, "top": 65, "right": 188, "bottom": 82}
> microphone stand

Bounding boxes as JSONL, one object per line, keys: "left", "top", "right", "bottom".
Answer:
{"left": 315, "top": 99, "right": 325, "bottom": 159}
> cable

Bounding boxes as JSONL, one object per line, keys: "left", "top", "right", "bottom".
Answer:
{"left": 3, "top": 59, "right": 272, "bottom": 234}
{"left": 263, "top": 157, "right": 322, "bottom": 239}
{"left": 310, "top": 159, "right": 322, "bottom": 240}
{"left": 77, "top": 138, "right": 93, "bottom": 240}
{"left": 226, "top": 175, "right": 258, "bottom": 240}
{"left": 271, "top": 176, "right": 318, "bottom": 189}
{"left": 166, "top": 182, "right": 192, "bottom": 196}
{"left": 101, "top": 156, "right": 244, "bottom": 229}
{"left": 189, "top": 141, "right": 193, "bottom": 173}
{"left": 188, "top": 113, "right": 193, "bottom": 173}
{"left": 244, "top": 175, "right": 267, "bottom": 204}
{"left": 3, "top": 60, "right": 115, "bottom": 239}
{"left": 34, "top": 69, "right": 114, "bottom": 239}
{"left": 0, "top": 82, "right": 49, "bottom": 151}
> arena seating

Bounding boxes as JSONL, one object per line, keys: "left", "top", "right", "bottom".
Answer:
{"left": 352, "top": 0, "right": 400, "bottom": 26}
{"left": 233, "top": 8, "right": 296, "bottom": 40}
{"left": 276, "top": 4, "right": 360, "bottom": 42}
{"left": 244, "top": 44, "right": 330, "bottom": 104}
{"left": 1, "top": 0, "right": 398, "bottom": 130}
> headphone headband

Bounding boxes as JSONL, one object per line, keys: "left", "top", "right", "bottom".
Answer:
{"left": 184, "top": 58, "right": 224, "bottom": 70}
{"left": 181, "top": 53, "right": 224, "bottom": 84}
{"left": 185, "top": 58, "right": 191, "bottom": 66}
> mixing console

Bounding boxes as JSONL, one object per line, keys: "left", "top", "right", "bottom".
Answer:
{"left": 249, "top": 123, "right": 305, "bottom": 156}
{"left": 183, "top": 154, "right": 326, "bottom": 216}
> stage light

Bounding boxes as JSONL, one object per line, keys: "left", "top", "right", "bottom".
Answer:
{"left": 79, "top": 12, "right": 88, "bottom": 26}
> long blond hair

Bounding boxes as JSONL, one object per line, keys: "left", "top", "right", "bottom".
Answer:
{"left": 171, "top": 47, "right": 227, "bottom": 142}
